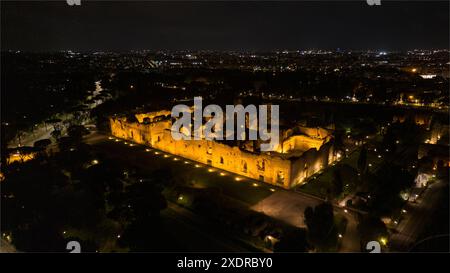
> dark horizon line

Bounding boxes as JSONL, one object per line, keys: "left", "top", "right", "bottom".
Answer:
{"left": 2, "top": 47, "right": 450, "bottom": 54}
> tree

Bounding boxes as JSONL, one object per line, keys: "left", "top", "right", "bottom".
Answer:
{"left": 369, "top": 164, "right": 415, "bottom": 215}
{"left": 46, "top": 118, "right": 63, "bottom": 132}
{"left": 1, "top": 160, "right": 71, "bottom": 252}
{"left": 304, "top": 202, "right": 338, "bottom": 250}
{"left": 357, "top": 216, "right": 388, "bottom": 251}
{"left": 273, "top": 228, "right": 309, "bottom": 252}
{"left": 125, "top": 182, "right": 167, "bottom": 220}
{"left": 329, "top": 169, "right": 344, "bottom": 199}
{"left": 357, "top": 146, "right": 368, "bottom": 175}
{"left": 334, "top": 130, "right": 345, "bottom": 155}
{"left": 33, "top": 139, "right": 51, "bottom": 149}
{"left": 382, "top": 128, "right": 397, "bottom": 154}
{"left": 51, "top": 129, "right": 61, "bottom": 141}
{"left": 67, "top": 125, "right": 89, "bottom": 142}
{"left": 116, "top": 180, "right": 168, "bottom": 252}
{"left": 118, "top": 217, "right": 166, "bottom": 252}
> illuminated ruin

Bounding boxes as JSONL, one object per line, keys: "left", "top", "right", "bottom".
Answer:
{"left": 110, "top": 110, "right": 337, "bottom": 189}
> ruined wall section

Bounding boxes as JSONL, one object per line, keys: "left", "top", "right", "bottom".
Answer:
{"left": 110, "top": 114, "right": 334, "bottom": 189}
{"left": 111, "top": 116, "right": 292, "bottom": 187}
{"left": 289, "top": 140, "right": 335, "bottom": 187}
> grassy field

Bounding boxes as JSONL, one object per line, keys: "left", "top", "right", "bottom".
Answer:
{"left": 93, "top": 137, "right": 273, "bottom": 206}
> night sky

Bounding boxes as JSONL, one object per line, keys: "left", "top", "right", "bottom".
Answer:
{"left": 1, "top": 1, "right": 449, "bottom": 52}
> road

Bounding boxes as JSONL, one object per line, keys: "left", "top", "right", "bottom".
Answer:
{"left": 7, "top": 124, "right": 53, "bottom": 148}
{"left": 389, "top": 179, "right": 447, "bottom": 251}
{"left": 7, "top": 80, "right": 107, "bottom": 149}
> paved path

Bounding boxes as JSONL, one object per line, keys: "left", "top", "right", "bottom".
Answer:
{"left": 252, "top": 189, "right": 361, "bottom": 252}
{"left": 390, "top": 180, "right": 447, "bottom": 251}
